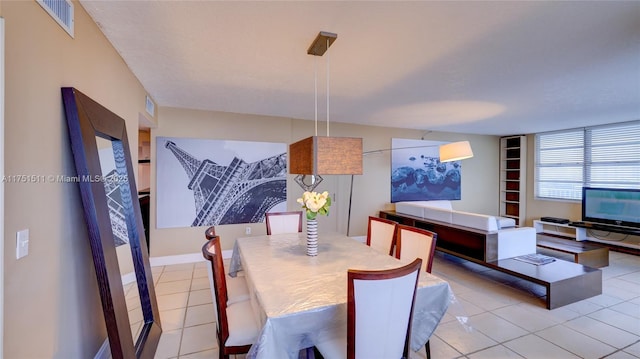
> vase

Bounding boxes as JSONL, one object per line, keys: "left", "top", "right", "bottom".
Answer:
{"left": 306, "top": 219, "right": 318, "bottom": 256}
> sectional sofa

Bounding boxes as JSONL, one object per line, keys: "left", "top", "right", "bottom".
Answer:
{"left": 391, "top": 200, "right": 536, "bottom": 261}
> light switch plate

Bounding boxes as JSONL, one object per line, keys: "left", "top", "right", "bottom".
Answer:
{"left": 16, "top": 229, "right": 29, "bottom": 259}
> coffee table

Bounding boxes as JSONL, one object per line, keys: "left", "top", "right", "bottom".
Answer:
{"left": 485, "top": 257, "right": 602, "bottom": 309}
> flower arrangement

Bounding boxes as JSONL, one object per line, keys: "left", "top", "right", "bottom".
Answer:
{"left": 297, "top": 191, "right": 332, "bottom": 220}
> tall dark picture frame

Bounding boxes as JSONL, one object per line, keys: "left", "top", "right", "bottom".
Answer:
{"left": 62, "top": 87, "right": 161, "bottom": 358}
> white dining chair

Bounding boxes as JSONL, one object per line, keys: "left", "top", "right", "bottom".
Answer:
{"left": 265, "top": 211, "right": 303, "bottom": 235}
{"left": 366, "top": 216, "right": 398, "bottom": 256}
{"left": 202, "top": 236, "right": 260, "bottom": 359}
{"left": 204, "top": 226, "right": 249, "bottom": 304}
{"left": 395, "top": 224, "right": 438, "bottom": 274}
{"left": 395, "top": 224, "right": 438, "bottom": 359}
{"left": 315, "top": 258, "right": 423, "bottom": 359}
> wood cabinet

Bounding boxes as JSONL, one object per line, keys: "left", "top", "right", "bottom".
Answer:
{"left": 500, "top": 135, "right": 526, "bottom": 225}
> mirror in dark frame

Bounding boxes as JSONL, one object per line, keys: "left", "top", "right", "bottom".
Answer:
{"left": 62, "top": 87, "right": 161, "bottom": 359}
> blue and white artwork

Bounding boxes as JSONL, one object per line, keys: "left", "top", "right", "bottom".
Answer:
{"left": 391, "top": 138, "right": 462, "bottom": 202}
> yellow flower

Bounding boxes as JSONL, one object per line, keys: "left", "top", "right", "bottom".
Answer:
{"left": 297, "top": 190, "right": 331, "bottom": 220}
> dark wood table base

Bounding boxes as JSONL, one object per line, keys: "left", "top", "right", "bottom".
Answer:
{"left": 485, "top": 257, "right": 602, "bottom": 309}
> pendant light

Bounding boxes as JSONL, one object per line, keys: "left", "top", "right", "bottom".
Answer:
{"left": 289, "top": 32, "right": 363, "bottom": 182}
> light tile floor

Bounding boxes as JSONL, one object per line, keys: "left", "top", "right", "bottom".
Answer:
{"left": 152, "top": 250, "right": 640, "bottom": 359}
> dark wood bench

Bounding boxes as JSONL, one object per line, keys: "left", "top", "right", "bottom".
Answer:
{"left": 536, "top": 234, "right": 609, "bottom": 268}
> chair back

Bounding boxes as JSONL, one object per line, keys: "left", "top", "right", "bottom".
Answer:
{"left": 265, "top": 211, "right": 303, "bottom": 235}
{"left": 395, "top": 225, "right": 438, "bottom": 273}
{"left": 202, "top": 236, "right": 230, "bottom": 345}
{"left": 348, "top": 258, "right": 422, "bottom": 359}
{"left": 366, "top": 216, "right": 397, "bottom": 256}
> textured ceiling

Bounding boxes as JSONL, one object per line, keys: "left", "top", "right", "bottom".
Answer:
{"left": 80, "top": 1, "right": 640, "bottom": 136}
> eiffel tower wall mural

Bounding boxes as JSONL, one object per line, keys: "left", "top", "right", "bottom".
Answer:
{"left": 156, "top": 137, "right": 288, "bottom": 228}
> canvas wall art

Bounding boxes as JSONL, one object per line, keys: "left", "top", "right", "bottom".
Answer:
{"left": 391, "top": 138, "right": 462, "bottom": 202}
{"left": 156, "top": 137, "right": 287, "bottom": 228}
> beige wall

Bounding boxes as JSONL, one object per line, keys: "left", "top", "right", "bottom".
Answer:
{"left": 150, "top": 107, "right": 500, "bottom": 256}
{"left": 2, "top": 1, "right": 150, "bottom": 357}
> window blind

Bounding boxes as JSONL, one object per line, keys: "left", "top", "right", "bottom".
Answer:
{"left": 535, "top": 120, "right": 640, "bottom": 201}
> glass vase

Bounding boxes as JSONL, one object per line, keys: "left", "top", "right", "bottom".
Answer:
{"left": 306, "top": 219, "right": 318, "bottom": 256}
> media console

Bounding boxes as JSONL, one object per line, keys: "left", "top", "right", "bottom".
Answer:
{"left": 380, "top": 210, "right": 602, "bottom": 309}
{"left": 534, "top": 220, "right": 640, "bottom": 251}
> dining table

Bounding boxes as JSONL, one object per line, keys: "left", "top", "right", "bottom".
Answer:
{"left": 228, "top": 232, "right": 454, "bottom": 359}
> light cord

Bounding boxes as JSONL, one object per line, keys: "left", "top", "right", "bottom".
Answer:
{"left": 314, "top": 56, "right": 318, "bottom": 136}
{"left": 326, "top": 38, "right": 330, "bottom": 136}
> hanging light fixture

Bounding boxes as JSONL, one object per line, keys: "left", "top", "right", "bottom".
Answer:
{"left": 289, "top": 31, "right": 363, "bottom": 187}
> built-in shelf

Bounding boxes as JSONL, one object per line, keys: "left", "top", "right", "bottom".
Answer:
{"left": 500, "top": 135, "right": 526, "bottom": 226}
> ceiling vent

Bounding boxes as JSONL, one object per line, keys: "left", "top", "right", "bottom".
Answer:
{"left": 36, "top": 0, "right": 74, "bottom": 38}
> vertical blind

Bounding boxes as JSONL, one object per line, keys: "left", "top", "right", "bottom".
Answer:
{"left": 535, "top": 120, "right": 640, "bottom": 201}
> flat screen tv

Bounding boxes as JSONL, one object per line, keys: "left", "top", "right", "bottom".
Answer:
{"left": 582, "top": 187, "right": 640, "bottom": 229}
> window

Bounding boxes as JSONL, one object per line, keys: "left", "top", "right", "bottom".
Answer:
{"left": 535, "top": 120, "right": 640, "bottom": 201}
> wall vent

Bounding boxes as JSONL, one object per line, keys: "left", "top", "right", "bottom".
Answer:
{"left": 36, "top": 0, "right": 74, "bottom": 38}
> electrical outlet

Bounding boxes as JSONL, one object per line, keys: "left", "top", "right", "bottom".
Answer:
{"left": 245, "top": 227, "right": 252, "bottom": 235}
{"left": 16, "top": 229, "right": 29, "bottom": 259}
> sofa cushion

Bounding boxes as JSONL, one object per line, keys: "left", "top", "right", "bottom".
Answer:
{"left": 418, "top": 200, "right": 453, "bottom": 211}
{"left": 395, "top": 202, "right": 425, "bottom": 217}
{"left": 452, "top": 211, "right": 500, "bottom": 232}
{"left": 395, "top": 200, "right": 453, "bottom": 219}
{"left": 496, "top": 216, "right": 516, "bottom": 229}
{"left": 423, "top": 206, "right": 453, "bottom": 223}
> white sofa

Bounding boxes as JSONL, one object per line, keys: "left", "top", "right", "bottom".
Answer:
{"left": 395, "top": 200, "right": 536, "bottom": 260}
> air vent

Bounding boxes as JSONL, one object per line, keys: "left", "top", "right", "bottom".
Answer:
{"left": 36, "top": 0, "right": 74, "bottom": 38}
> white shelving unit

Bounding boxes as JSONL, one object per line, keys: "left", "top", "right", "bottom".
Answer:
{"left": 533, "top": 220, "right": 586, "bottom": 240}
{"left": 500, "top": 135, "right": 526, "bottom": 226}
{"left": 534, "top": 220, "right": 640, "bottom": 251}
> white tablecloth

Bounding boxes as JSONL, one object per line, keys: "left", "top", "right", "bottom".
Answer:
{"left": 229, "top": 232, "right": 453, "bottom": 359}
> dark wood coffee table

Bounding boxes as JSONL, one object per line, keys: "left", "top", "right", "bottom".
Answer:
{"left": 485, "top": 257, "right": 602, "bottom": 309}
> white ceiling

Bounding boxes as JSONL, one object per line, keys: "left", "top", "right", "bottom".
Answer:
{"left": 80, "top": 1, "right": 640, "bottom": 136}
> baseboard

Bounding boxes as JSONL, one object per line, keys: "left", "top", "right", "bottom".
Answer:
{"left": 351, "top": 236, "right": 366, "bottom": 243}
{"left": 94, "top": 339, "right": 111, "bottom": 359}
{"left": 149, "top": 250, "right": 233, "bottom": 267}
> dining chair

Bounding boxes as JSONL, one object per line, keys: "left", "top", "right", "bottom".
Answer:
{"left": 395, "top": 225, "right": 438, "bottom": 273}
{"left": 366, "top": 216, "right": 398, "bottom": 256}
{"left": 315, "top": 258, "right": 423, "bottom": 359}
{"left": 203, "top": 227, "right": 249, "bottom": 304}
{"left": 265, "top": 210, "right": 303, "bottom": 235}
{"left": 202, "top": 236, "right": 261, "bottom": 359}
{"left": 395, "top": 224, "right": 438, "bottom": 359}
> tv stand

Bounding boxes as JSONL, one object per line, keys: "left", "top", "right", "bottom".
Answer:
{"left": 534, "top": 220, "right": 640, "bottom": 251}
{"left": 570, "top": 222, "right": 640, "bottom": 236}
